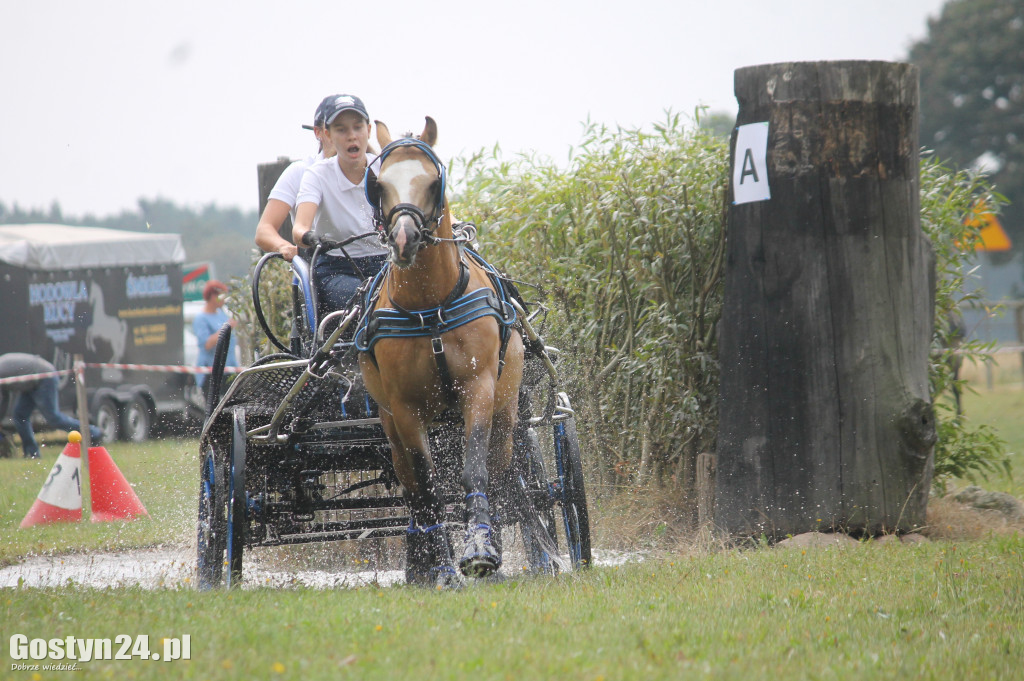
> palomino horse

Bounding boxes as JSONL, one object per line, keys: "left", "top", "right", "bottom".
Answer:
{"left": 356, "top": 117, "right": 524, "bottom": 587}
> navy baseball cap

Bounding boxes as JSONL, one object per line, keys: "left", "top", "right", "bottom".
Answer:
{"left": 302, "top": 95, "right": 343, "bottom": 131}
{"left": 322, "top": 94, "right": 369, "bottom": 126}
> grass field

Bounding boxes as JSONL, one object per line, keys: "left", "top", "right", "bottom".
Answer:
{"left": 0, "top": 379, "right": 1021, "bottom": 680}
{"left": 960, "top": 373, "right": 1024, "bottom": 499}
{"left": 1, "top": 537, "right": 1021, "bottom": 680}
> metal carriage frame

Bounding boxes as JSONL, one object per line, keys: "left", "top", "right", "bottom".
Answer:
{"left": 196, "top": 245, "right": 590, "bottom": 589}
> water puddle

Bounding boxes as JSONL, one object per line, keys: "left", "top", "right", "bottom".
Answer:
{"left": 0, "top": 548, "right": 641, "bottom": 590}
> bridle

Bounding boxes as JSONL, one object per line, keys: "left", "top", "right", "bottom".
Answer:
{"left": 364, "top": 137, "right": 447, "bottom": 249}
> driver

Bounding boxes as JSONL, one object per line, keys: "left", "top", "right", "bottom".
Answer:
{"left": 292, "top": 94, "right": 387, "bottom": 315}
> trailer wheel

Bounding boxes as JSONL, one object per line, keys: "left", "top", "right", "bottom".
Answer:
{"left": 120, "top": 395, "right": 152, "bottom": 442}
{"left": 93, "top": 398, "right": 120, "bottom": 444}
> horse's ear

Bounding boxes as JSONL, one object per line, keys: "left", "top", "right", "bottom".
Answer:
{"left": 375, "top": 120, "right": 392, "bottom": 148}
{"left": 420, "top": 117, "right": 437, "bottom": 147}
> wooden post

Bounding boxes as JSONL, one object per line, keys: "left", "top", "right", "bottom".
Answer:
{"left": 1015, "top": 303, "right": 1024, "bottom": 384}
{"left": 73, "top": 354, "right": 91, "bottom": 451}
{"left": 257, "top": 157, "right": 295, "bottom": 244}
{"left": 715, "top": 61, "right": 936, "bottom": 539}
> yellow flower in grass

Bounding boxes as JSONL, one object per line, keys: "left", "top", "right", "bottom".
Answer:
{"left": 272, "top": 662, "right": 286, "bottom": 674}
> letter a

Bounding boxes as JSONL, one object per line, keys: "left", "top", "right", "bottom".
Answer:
{"left": 740, "top": 148, "right": 759, "bottom": 184}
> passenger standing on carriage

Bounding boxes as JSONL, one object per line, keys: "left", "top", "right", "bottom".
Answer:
{"left": 254, "top": 95, "right": 340, "bottom": 262}
{"left": 292, "top": 94, "right": 388, "bottom": 314}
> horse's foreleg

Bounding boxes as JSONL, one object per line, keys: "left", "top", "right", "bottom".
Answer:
{"left": 382, "top": 406, "right": 443, "bottom": 523}
{"left": 459, "top": 388, "right": 502, "bottom": 577}
{"left": 383, "top": 406, "right": 460, "bottom": 588}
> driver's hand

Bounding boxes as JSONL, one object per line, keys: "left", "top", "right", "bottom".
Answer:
{"left": 279, "top": 243, "right": 298, "bottom": 261}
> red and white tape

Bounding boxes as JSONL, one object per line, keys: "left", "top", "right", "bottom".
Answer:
{"left": 0, "top": 370, "right": 73, "bottom": 386}
{"left": 82, "top": 363, "right": 245, "bottom": 374}
{"left": 0, "top": 364, "right": 243, "bottom": 386}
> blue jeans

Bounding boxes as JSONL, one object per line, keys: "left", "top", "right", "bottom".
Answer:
{"left": 314, "top": 255, "right": 387, "bottom": 315}
{"left": 6, "top": 376, "right": 102, "bottom": 457}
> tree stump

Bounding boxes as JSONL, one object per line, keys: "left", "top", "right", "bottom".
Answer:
{"left": 714, "top": 61, "right": 936, "bottom": 539}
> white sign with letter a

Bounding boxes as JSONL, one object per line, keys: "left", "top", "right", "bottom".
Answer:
{"left": 732, "top": 122, "right": 771, "bottom": 204}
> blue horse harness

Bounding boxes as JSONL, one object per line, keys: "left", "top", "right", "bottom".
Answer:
{"left": 353, "top": 248, "right": 518, "bottom": 401}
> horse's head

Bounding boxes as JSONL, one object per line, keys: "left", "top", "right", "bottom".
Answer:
{"left": 365, "top": 117, "right": 447, "bottom": 268}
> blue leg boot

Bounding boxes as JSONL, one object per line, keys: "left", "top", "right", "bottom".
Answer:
{"left": 459, "top": 493, "right": 501, "bottom": 578}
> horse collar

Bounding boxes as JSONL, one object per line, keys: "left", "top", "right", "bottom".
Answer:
{"left": 384, "top": 259, "right": 470, "bottom": 319}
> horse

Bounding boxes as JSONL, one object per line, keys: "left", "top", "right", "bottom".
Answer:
{"left": 356, "top": 117, "right": 524, "bottom": 588}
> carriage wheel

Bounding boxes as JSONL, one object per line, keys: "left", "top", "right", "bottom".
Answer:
{"left": 197, "top": 443, "right": 226, "bottom": 589}
{"left": 515, "top": 428, "right": 559, "bottom": 574}
{"left": 554, "top": 418, "right": 591, "bottom": 568}
{"left": 226, "top": 409, "right": 247, "bottom": 587}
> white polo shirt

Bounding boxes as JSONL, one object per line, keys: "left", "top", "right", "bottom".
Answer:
{"left": 268, "top": 151, "right": 324, "bottom": 223}
{"left": 296, "top": 153, "right": 386, "bottom": 259}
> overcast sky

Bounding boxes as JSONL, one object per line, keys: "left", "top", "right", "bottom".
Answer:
{"left": 1, "top": 0, "right": 948, "bottom": 218}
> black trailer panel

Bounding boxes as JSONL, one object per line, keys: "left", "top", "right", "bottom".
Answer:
{"left": 0, "top": 225, "right": 188, "bottom": 439}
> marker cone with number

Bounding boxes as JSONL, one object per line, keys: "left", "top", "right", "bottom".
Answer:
{"left": 19, "top": 432, "right": 84, "bottom": 528}
{"left": 88, "top": 446, "right": 148, "bottom": 522}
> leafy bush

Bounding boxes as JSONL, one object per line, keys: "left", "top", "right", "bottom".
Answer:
{"left": 919, "top": 155, "right": 1011, "bottom": 492}
{"left": 454, "top": 113, "right": 728, "bottom": 501}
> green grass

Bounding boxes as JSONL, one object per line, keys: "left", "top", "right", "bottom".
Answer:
{"left": 960, "top": 383, "right": 1024, "bottom": 498}
{"left": 0, "top": 389, "right": 1021, "bottom": 680}
{"left": 0, "top": 437, "right": 198, "bottom": 567}
{"left": 1, "top": 537, "right": 1021, "bottom": 680}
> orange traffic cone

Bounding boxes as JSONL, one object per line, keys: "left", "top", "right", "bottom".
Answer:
{"left": 88, "top": 445, "right": 148, "bottom": 522}
{"left": 20, "top": 432, "right": 84, "bottom": 528}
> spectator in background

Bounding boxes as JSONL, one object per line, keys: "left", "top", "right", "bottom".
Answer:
{"left": 193, "top": 280, "right": 238, "bottom": 404}
{"left": 0, "top": 353, "right": 102, "bottom": 459}
{"left": 254, "top": 95, "right": 340, "bottom": 262}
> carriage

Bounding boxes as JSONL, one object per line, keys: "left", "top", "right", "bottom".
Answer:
{"left": 196, "top": 122, "right": 590, "bottom": 589}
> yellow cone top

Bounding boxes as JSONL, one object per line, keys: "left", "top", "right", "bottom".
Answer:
{"left": 68, "top": 431, "right": 82, "bottom": 444}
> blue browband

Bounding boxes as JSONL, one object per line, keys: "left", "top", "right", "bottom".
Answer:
{"left": 353, "top": 249, "right": 516, "bottom": 355}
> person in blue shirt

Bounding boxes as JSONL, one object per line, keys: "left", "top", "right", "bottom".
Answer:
{"left": 193, "top": 280, "right": 238, "bottom": 404}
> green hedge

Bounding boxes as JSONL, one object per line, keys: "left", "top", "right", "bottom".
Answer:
{"left": 455, "top": 115, "right": 728, "bottom": 499}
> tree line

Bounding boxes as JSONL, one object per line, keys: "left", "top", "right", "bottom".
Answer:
{"left": 0, "top": 199, "right": 258, "bottom": 281}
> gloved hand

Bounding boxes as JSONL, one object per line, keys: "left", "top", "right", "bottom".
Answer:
{"left": 301, "top": 232, "right": 340, "bottom": 251}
